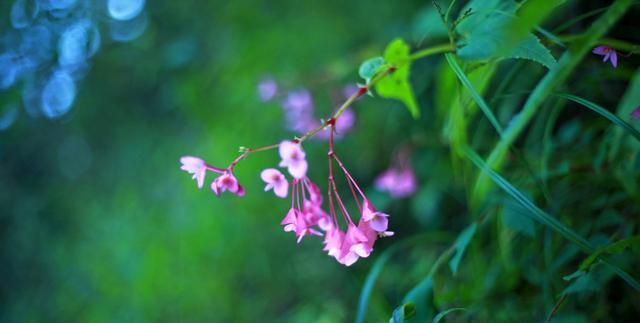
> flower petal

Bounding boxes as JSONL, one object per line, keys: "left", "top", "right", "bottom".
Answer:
{"left": 273, "top": 180, "right": 289, "bottom": 198}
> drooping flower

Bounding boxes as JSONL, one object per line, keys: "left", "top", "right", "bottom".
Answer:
{"left": 631, "top": 106, "right": 640, "bottom": 120}
{"left": 337, "top": 224, "right": 372, "bottom": 266}
{"left": 260, "top": 168, "right": 288, "bottom": 198}
{"left": 180, "top": 156, "right": 208, "bottom": 189}
{"left": 280, "top": 207, "right": 321, "bottom": 243}
{"left": 592, "top": 46, "right": 618, "bottom": 68}
{"left": 279, "top": 140, "right": 308, "bottom": 179}
{"left": 258, "top": 78, "right": 278, "bottom": 102}
{"left": 211, "top": 172, "right": 245, "bottom": 197}
{"left": 323, "top": 228, "right": 344, "bottom": 259}
{"left": 361, "top": 199, "right": 391, "bottom": 233}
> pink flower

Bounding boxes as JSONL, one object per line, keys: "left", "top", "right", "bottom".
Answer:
{"left": 280, "top": 207, "right": 321, "bottom": 243}
{"left": 323, "top": 228, "right": 344, "bottom": 259}
{"left": 258, "top": 78, "right": 278, "bottom": 102}
{"left": 260, "top": 168, "right": 288, "bottom": 198}
{"left": 211, "top": 172, "right": 245, "bottom": 197}
{"left": 361, "top": 199, "right": 391, "bottom": 233}
{"left": 374, "top": 167, "right": 417, "bottom": 198}
{"left": 592, "top": 46, "right": 618, "bottom": 68}
{"left": 180, "top": 156, "right": 208, "bottom": 189}
{"left": 279, "top": 140, "right": 308, "bottom": 179}
{"left": 337, "top": 224, "right": 372, "bottom": 266}
{"left": 631, "top": 106, "right": 640, "bottom": 120}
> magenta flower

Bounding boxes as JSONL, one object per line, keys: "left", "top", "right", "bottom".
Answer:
{"left": 180, "top": 156, "right": 208, "bottom": 189}
{"left": 258, "top": 78, "right": 278, "bottom": 102}
{"left": 374, "top": 167, "right": 417, "bottom": 198}
{"left": 279, "top": 140, "right": 308, "bottom": 179}
{"left": 280, "top": 207, "right": 321, "bottom": 243}
{"left": 631, "top": 106, "right": 640, "bottom": 120}
{"left": 338, "top": 224, "right": 371, "bottom": 266}
{"left": 211, "top": 172, "right": 245, "bottom": 197}
{"left": 260, "top": 168, "right": 288, "bottom": 198}
{"left": 592, "top": 46, "right": 618, "bottom": 68}
{"left": 361, "top": 199, "right": 391, "bottom": 233}
{"left": 323, "top": 228, "right": 344, "bottom": 259}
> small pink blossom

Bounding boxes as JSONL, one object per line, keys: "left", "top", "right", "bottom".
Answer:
{"left": 279, "top": 140, "right": 308, "bottom": 179}
{"left": 631, "top": 106, "right": 640, "bottom": 120}
{"left": 338, "top": 224, "right": 371, "bottom": 266}
{"left": 211, "top": 172, "right": 245, "bottom": 197}
{"left": 592, "top": 46, "right": 618, "bottom": 68}
{"left": 280, "top": 207, "right": 321, "bottom": 243}
{"left": 374, "top": 167, "right": 417, "bottom": 198}
{"left": 361, "top": 199, "right": 391, "bottom": 233}
{"left": 180, "top": 156, "right": 207, "bottom": 189}
{"left": 260, "top": 168, "right": 288, "bottom": 198}
{"left": 258, "top": 78, "right": 278, "bottom": 102}
{"left": 323, "top": 228, "right": 344, "bottom": 259}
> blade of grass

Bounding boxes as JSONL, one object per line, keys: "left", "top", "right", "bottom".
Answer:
{"left": 555, "top": 93, "right": 640, "bottom": 143}
{"left": 463, "top": 146, "right": 640, "bottom": 291}
{"left": 445, "top": 54, "right": 504, "bottom": 137}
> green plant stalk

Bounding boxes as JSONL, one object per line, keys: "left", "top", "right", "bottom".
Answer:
{"left": 471, "top": 0, "right": 633, "bottom": 207}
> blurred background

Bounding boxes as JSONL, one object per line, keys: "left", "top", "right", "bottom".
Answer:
{"left": 1, "top": 0, "right": 639, "bottom": 322}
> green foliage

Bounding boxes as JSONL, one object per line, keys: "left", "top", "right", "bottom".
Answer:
{"left": 389, "top": 303, "right": 417, "bottom": 323}
{"left": 432, "top": 307, "right": 466, "bottom": 323}
{"left": 448, "top": 222, "right": 477, "bottom": 275}
{"left": 456, "top": 0, "right": 557, "bottom": 68}
{"left": 375, "top": 38, "right": 421, "bottom": 118}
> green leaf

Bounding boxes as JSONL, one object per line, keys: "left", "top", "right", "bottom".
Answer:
{"left": 555, "top": 93, "right": 640, "bottom": 144}
{"left": 445, "top": 53, "right": 503, "bottom": 136}
{"left": 448, "top": 222, "right": 477, "bottom": 275}
{"left": 579, "top": 236, "right": 640, "bottom": 271}
{"left": 375, "top": 38, "right": 420, "bottom": 118}
{"left": 389, "top": 303, "right": 417, "bottom": 323}
{"left": 501, "top": 198, "right": 536, "bottom": 237}
{"left": 358, "top": 56, "right": 386, "bottom": 84}
{"left": 402, "top": 276, "right": 435, "bottom": 323}
{"left": 509, "top": 34, "right": 557, "bottom": 69}
{"left": 432, "top": 308, "right": 466, "bottom": 323}
{"left": 456, "top": 0, "right": 557, "bottom": 68}
{"left": 463, "top": 146, "right": 640, "bottom": 291}
{"left": 356, "top": 244, "right": 396, "bottom": 323}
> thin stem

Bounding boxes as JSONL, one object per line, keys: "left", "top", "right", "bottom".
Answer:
{"left": 408, "top": 43, "right": 456, "bottom": 61}
{"left": 205, "top": 165, "right": 226, "bottom": 174}
{"left": 332, "top": 154, "right": 366, "bottom": 198}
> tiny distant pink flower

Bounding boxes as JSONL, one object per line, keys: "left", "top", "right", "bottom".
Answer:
{"left": 361, "top": 199, "right": 390, "bottom": 233}
{"left": 279, "top": 140, "right": 308, "bottom": 179}
{"left": 631, "top": 106, "right": 640, "bottom": 120}
{"left": 592, "top": 46, "right": 618, "bottom": 68}
{"left": 260, "top": 168, "right": 288, "bottom": 198}
{"left": 211, "top": 172, "right": 245, "bottom": 197}
{"left": 258, "top": 78, "right": 278, "bottom": 102}
{"left": 180, "top": 156, "right": 207, "bottom": 189}
{"left": 374, "top": 167, "right": 417, "bottom": 198}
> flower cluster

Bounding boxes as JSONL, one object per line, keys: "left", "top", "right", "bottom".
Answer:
{"left": 180, "top": 121, "right": 393, "bottom": 266}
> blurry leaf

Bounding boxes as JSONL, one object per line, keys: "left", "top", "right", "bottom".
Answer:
{"left": 502, "top": 198, "right": 536, "bottom": 237}
{"left": 389, "top": 303, "right": 416, "bottom": 323}
{"left": 579, "top": 236, "right": 640, "bottom": 271}
{"left": 509, "top": 34, "right": 557, "bottom": 68}
{"left": 562, "top": 266, "right": 612, "bottom": 296}
{"left": 456, "top": 0, "right": 557, "bottom": 68}
{"left": 358, "top": 56, "right": 386, "bottom": 84}
{"left": 432, "top": 307, "right": 466, "bottom": 323}
{"left": 375, "top": 38, "right": 420, "bottom": 118}
{"left": 445, "top": 53, "right": 503, "bottom": 135}
{"left": 448, "top": 222, "right": 477, "bottom": 275}
{"left": 556, "top": 93, "right": 640, "bottom": 143}
{"left": 463, "top": 146, "right": 640, "bottom": 291}
{"left": 412, "top": 7, "right": 449, "bottom": 43}
{"left": 356, "top": 242, "right": 397, "bottom": 323}
{"left": 402, "top": 276, "right": 435, "bottom": 322}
